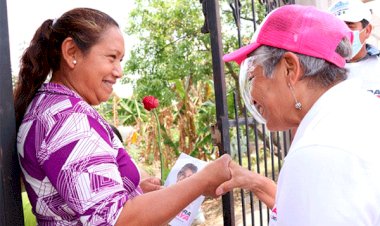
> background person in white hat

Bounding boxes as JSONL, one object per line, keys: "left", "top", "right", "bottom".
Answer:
{"left": 329, "top": 0, "right": 380, "bottom": 98}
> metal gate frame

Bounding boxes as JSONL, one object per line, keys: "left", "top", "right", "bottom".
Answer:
{"left": 0, "top": 0, "right": 24, "bottom": 225}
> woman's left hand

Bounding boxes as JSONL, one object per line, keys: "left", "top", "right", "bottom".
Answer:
{"left": 140, "top": 177, "right": 163, "bottom": 193}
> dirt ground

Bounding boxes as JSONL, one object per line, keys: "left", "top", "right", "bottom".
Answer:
{"left": 194, "top": 197, "right": 224, "bottom": 226}
{"left": 193, "top": 190, "right": 270, "bottom": 226}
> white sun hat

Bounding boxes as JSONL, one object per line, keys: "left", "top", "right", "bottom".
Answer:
{"left": 329, "top": 0, "right": 372, "bottom": 23}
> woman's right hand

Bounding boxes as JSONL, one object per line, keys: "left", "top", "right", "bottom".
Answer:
{"left": 215, "top": 160, "right": 253, "bottom": 196}
{"left": 215, "top": 160, "right": 277, "bottom": 208}
{"left": 199, "top": 154, "right": 232, "bottom": 198}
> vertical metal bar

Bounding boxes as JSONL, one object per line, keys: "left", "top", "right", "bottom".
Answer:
{"left": 0, "top": 0, "right": 24, "bottom": 225}
{"left": 243, "top": 108, "right": 255, "bottom": 225}
{"left": 251, "top": 0, "right": 257, "bottom": 31}
{"left": 233, "top": 92, "right": 246, "bottom": 226}
{"left": 277, "top": 132, "right": 282, "bottom": 172}
{"left": 234, "top": 0, "right": 242, "bottom": 48}
{"left": 263, "top": 0, "right": 269, "bottom": 15}
{"left": 284, "top": 131, "right": 289, "bottom": 156}
{"left": 261, "top": 125, "right": 271, "bottom": 222}
{"left": 206, "top": 0, "right": 235, "bottom": 225}
{"left": 262, "top": 125, "right": 268, "bottom": 178}
{"left": 253, "top": 123, "right": 263, "bottom": 225}
{"left": 269, "top": 133, "right": 275, "bottom": 180}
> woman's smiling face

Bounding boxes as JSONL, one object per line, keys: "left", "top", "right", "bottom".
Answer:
{"left": 248, "top": 59, "right": 295, "bottom": 131}
{"left": 63, "top": 26, "right": 125, "bottom": 105}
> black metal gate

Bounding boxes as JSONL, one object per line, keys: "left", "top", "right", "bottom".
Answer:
{"left": 203, "top": 0, "right": 295, "bottom": 225}
{"left": 0, "top": 0, "right": 24, "bottom": 225}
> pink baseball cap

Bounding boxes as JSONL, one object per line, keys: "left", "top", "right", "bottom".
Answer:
{"left": 223, "top": 5, "right": 353, "bottom": 68}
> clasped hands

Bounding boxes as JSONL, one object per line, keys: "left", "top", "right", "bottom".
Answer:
{"left": 139, "top": 153, "right": 275, "bottom": 208}
{"left": 202, "top": 153, "right": 276, "bottom": 210}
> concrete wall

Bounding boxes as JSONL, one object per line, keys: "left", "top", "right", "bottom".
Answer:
{"left": 295, "top": 0, "right": 333, "bottom": 10}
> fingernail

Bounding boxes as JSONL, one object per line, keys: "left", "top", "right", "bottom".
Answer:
{"left": 216, "top": 188, "right": 223, "bottom": 196}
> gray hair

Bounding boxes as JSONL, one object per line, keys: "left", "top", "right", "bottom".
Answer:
{"left": 251, "top": 37, "right": 351, "bottom": 87}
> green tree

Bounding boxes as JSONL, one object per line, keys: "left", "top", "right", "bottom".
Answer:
{"left": 99, "top": 0, "right": 268, "bottom": 172}
{"left": 122, "top": 0, "right": 220, "bottom": 173}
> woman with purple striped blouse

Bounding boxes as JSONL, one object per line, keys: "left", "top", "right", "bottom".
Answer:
{"left": 14, "top": 7, "right": 231, "bottom": 226}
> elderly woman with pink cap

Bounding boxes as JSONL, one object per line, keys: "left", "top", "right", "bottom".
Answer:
{"left": 14, "top": 7, "right": 231, "bottom": 226}
{"left": 216, "top": 4, "right": 380, "bottom": 226}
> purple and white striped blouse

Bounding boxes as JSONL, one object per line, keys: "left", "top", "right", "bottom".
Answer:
{"left": 18, "top": 83, "right": 143, "bottom": 225}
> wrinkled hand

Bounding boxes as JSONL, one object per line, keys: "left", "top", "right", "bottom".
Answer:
{"left": 215, "top": 160, "right": 277, "bottom": 208}
{"left": 199, "top": 154, "right": 232, "bottom": 198}
{"left": 140, "top": 177, "right": 163, "bottom": 193}
{"left": 215, "top": 160, "right": 256, "bottom": 196}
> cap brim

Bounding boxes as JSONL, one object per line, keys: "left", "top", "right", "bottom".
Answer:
{"left": 337, "top": 14, "right": 363, "bottom": 23}
{"left": 223, "top": 42, "right": 261, "bottom": 65}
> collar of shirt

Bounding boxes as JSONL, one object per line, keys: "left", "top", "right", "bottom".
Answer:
{"left": 38, "top": 82, "right": 82, "bottom": 100}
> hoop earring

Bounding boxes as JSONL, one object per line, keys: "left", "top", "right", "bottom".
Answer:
{"left": 73, "top": 60, "right": 77, "bottom": 65}
{"left": 288, "top": 83, "right": 302, "bottom": 110}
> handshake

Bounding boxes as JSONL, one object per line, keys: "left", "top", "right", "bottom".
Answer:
{"left": 198, "top": 154, "right": 276, "bottom": 209}
{"left": 138, "top": 152, "right": 276, "bottom": 224}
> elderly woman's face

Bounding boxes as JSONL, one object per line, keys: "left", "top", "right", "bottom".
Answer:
{"left": 248, "top": 61, "right": 293, "bottom": 131}
{"left": 65, "top": 26, "right": 125, "bottom": 105}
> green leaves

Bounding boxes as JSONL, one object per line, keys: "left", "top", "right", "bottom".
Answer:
{"left": 125, "top": 0, "right": 211, "bottom": 104}
{"left": 97, "top": 0, "right": 269, "bottom": 165}
{"left": 118, "top": 99, "right": 144, "bottom": 125}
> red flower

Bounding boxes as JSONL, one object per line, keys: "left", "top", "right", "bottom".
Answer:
{"left": 142, "top": 95, "right": 164, "bottom": 182}
{"left": 142, "top": 96, "right": 159, "bottom": 111}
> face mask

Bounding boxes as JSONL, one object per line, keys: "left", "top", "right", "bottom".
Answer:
{"left": 351, "top": 29, "right": 365, "bottom": 59}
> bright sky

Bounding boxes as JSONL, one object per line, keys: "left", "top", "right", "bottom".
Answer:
{"left": 6, "top": 0, "right": 136, "bottom": 98}
{"left": 7, "top": 0, "right": 136, "bottom": 75}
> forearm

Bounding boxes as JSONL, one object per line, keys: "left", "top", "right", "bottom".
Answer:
{"left": 249, "top": 174, "right": 277, "bottom": 209}
{"left": 115, "top": 174, "right": 207, "bottom": 226}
